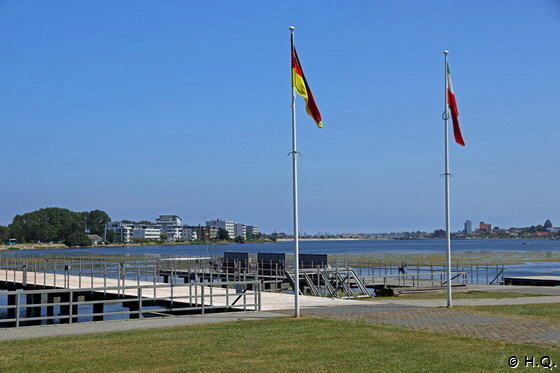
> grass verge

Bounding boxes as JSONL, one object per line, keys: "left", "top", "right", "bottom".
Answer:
{"left": 0, "top": 318, "right": 557, "bottom": 372}
{"left": 458, "top": 303, "right": 560, "bottom": 322}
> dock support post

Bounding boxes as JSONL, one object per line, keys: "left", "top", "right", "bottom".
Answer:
{"left": 70, "top": 292, "right": 79, "bottom": 323}
{"left": 93, "top": 302, "right": 104, "bottom": 321}
{"left": 7, "top": 293, "right": 17, "bottom": 326}
{"left": 46, "top": 293, "right": 55, "bottom": 323}
{"left": 26, "top": 294, "right": 42, "bottom": 319}
{"left": 60, "top": 292, "right": 70, "bottom": 324}
{"left": 125, "top": 300, "right": 140, "bottom": 319}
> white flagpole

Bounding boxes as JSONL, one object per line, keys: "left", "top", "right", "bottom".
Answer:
{"left": 290, "top": 26, "right": 300, "bottom": 318}
{"left": 443, "top": 50, "right": 453, "bottom": 308}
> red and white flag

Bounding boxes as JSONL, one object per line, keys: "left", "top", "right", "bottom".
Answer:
{"left": 447, "top": 63, "right": 465, "bottom": 146}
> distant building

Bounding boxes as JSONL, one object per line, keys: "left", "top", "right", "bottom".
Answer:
{"left": 544, "top": 219, "right": 553, "bottom": 229}
{"left": 206, "top": 219, "right": 235, "bottom": 239}
{"left": 87, "top": 234, "right": 104, "bottom": 244}
{"left": 105, "top": 222, "right": 133, "bottom": 243}
{"left": 182, "top": 226, "right": 198, "bottom": 241}
{"left": 132, "top": 225, "right": 161, "bottom": 241}
{"left": 246, "top": 225, "right": 259, "bottom": 239}
{"left": 156, "top": 215, "right": 183, "bottom": 241}
{"left": 234, "top": 223, "right": 246, "bottom": 239}
{"left": 192, "top": 225, "right": 212, "bottom": 241}
{"left": 464, "top": 220, "right": 472, "bottom": 234}
{"left": 479, "top": 221, "right": 492, "bottom": 233}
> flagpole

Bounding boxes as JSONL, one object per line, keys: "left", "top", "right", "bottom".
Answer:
{"left": 290, "top": 26, "right": 300, "bottom": 318}
{"left": 443, "top": 50, "right": 453, "bottom": 308}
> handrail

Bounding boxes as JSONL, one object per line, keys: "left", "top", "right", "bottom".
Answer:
{"left": 0, "top": 280, "right": 262, "bottom": 328}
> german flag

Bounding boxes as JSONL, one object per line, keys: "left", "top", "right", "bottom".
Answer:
{"left": 292, "top": 47, "right": 323, "bottom": 128}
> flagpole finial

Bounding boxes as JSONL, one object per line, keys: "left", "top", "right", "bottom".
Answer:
{"left": 443, "top": 50, "right": 449, "bottom": 55}
{"left": 289, "top": 26, "right": 295, "bottom": 31}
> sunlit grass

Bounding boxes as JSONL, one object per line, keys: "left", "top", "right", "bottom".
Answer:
{"left": 0, "top": 318, "right": 557, "bottom": 372}
{"left": 459, "top": 303, "right": 560, "bottom": 322}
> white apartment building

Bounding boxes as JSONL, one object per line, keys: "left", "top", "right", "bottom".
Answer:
{"left": 182, "top": 226, "right": 198, "bottom": 241}
{"left": 156, "top": 215, "right": 183, "bottom": 241}
{"left": 206, "top": 219, "right": 235, "bottom": 239}
{"left": 132, "top": 225, "right": 161, "bottom": 241}
{"left": 234, "top": 223, "right": 246, "bottom": 240}
{"left": 105, "top": 222, "right": 133, "bottom": 243}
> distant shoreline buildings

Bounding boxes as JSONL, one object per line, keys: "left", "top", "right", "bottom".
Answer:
{"left": 105, "top": 215, "right": 259, "bottom": 243}
{"left": 460, "top": 219, "right": 560, "bottom": 238}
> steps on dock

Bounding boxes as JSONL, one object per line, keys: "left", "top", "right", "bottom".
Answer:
{"left": 285, "top": 267, "right": 370, "bottom": 299}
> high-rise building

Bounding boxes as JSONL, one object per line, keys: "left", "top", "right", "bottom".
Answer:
{"left": 464, "top": 220, "right": 472, "bottom": 234}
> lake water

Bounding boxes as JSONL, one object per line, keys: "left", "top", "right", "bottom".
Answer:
{"left": 2, "top": 239, "right": 559, "bottom": 276}
{"left": 2, "top": 238, "right": 559, "bottom": 257}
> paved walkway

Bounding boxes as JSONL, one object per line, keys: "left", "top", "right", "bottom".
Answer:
{"left": 0, "top": 311, "right": 286, "bottom": 341}
{"left": 291, "top": 303, "right": 560, "bottom": 346}
{"left": 378, "top": 295, "right": 560, "bottom": 307}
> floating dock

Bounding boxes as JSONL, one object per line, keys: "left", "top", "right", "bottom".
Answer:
{"left": 504, "top": 276, "right": 560, "bottom": 286}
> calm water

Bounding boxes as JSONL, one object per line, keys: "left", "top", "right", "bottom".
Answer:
{"left": 3, "top": 239, "right": 560, "bottom": 257}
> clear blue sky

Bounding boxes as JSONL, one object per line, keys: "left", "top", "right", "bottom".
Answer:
{"left": 1, "top": 1, "right": 559, "bottom": 233}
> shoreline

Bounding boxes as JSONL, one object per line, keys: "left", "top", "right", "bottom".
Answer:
{"left": 0, "top": 239, "right": 274, "bottom": 252}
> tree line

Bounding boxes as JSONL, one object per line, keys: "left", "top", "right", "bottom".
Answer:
{"left": 0, "top": 207, "right": 110, "bottom": 247}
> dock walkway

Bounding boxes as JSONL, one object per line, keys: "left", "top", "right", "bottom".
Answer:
{"left": 0, "top": 269, "right": 371, "bottom": 312}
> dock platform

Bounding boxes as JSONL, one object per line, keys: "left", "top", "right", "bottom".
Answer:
{"left": 504, "top": 276, "right": 560, "bottom": 286}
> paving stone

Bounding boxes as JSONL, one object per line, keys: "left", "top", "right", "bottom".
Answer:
{"left": 291, "top": 304, "right": 560, "bottom": 346}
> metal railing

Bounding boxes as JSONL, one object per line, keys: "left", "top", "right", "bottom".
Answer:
{"left": 0, "top": 280, "right": 261, "bottom": 328}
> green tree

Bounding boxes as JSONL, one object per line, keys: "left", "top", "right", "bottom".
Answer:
{"left": 0, "top": 226, "right": 10, "bottom": 243}
{"left": 433, "top": 229, "right": 446, "bottom": 238}
{"left": 7, "top": 207, "right": 111, "bottom": 245}
{"left": 234, "top": 236, "right": 245, "bottom": 243}
{"left": 160, "top": 233, "right": 169, "bottom": 241}
{"left": 106, "top": 230, "right": 116, "bottom": 243}
{"left": 86, "top": 210, "right": 111, "bottom": 236}
{"left": 64, "top": 231, "right": 92, "bottom": 247}
{"left": 217, "top": 228, "right": 230, "bottom": 240}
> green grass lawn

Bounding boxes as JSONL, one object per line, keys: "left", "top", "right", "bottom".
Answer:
{"left": 0, "top": 318, "right": 557, "bottom": 373}
{"left": 459, "top": 303, "right": 560, "bottom": 322}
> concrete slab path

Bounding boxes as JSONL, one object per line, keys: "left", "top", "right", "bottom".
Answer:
{"left": 0, "top": 311, "right": 286, "bottom": 341}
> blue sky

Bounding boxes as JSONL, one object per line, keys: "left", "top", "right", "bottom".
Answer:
{"left": 1, "top": 1, "right": 559, "bottom": 233}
